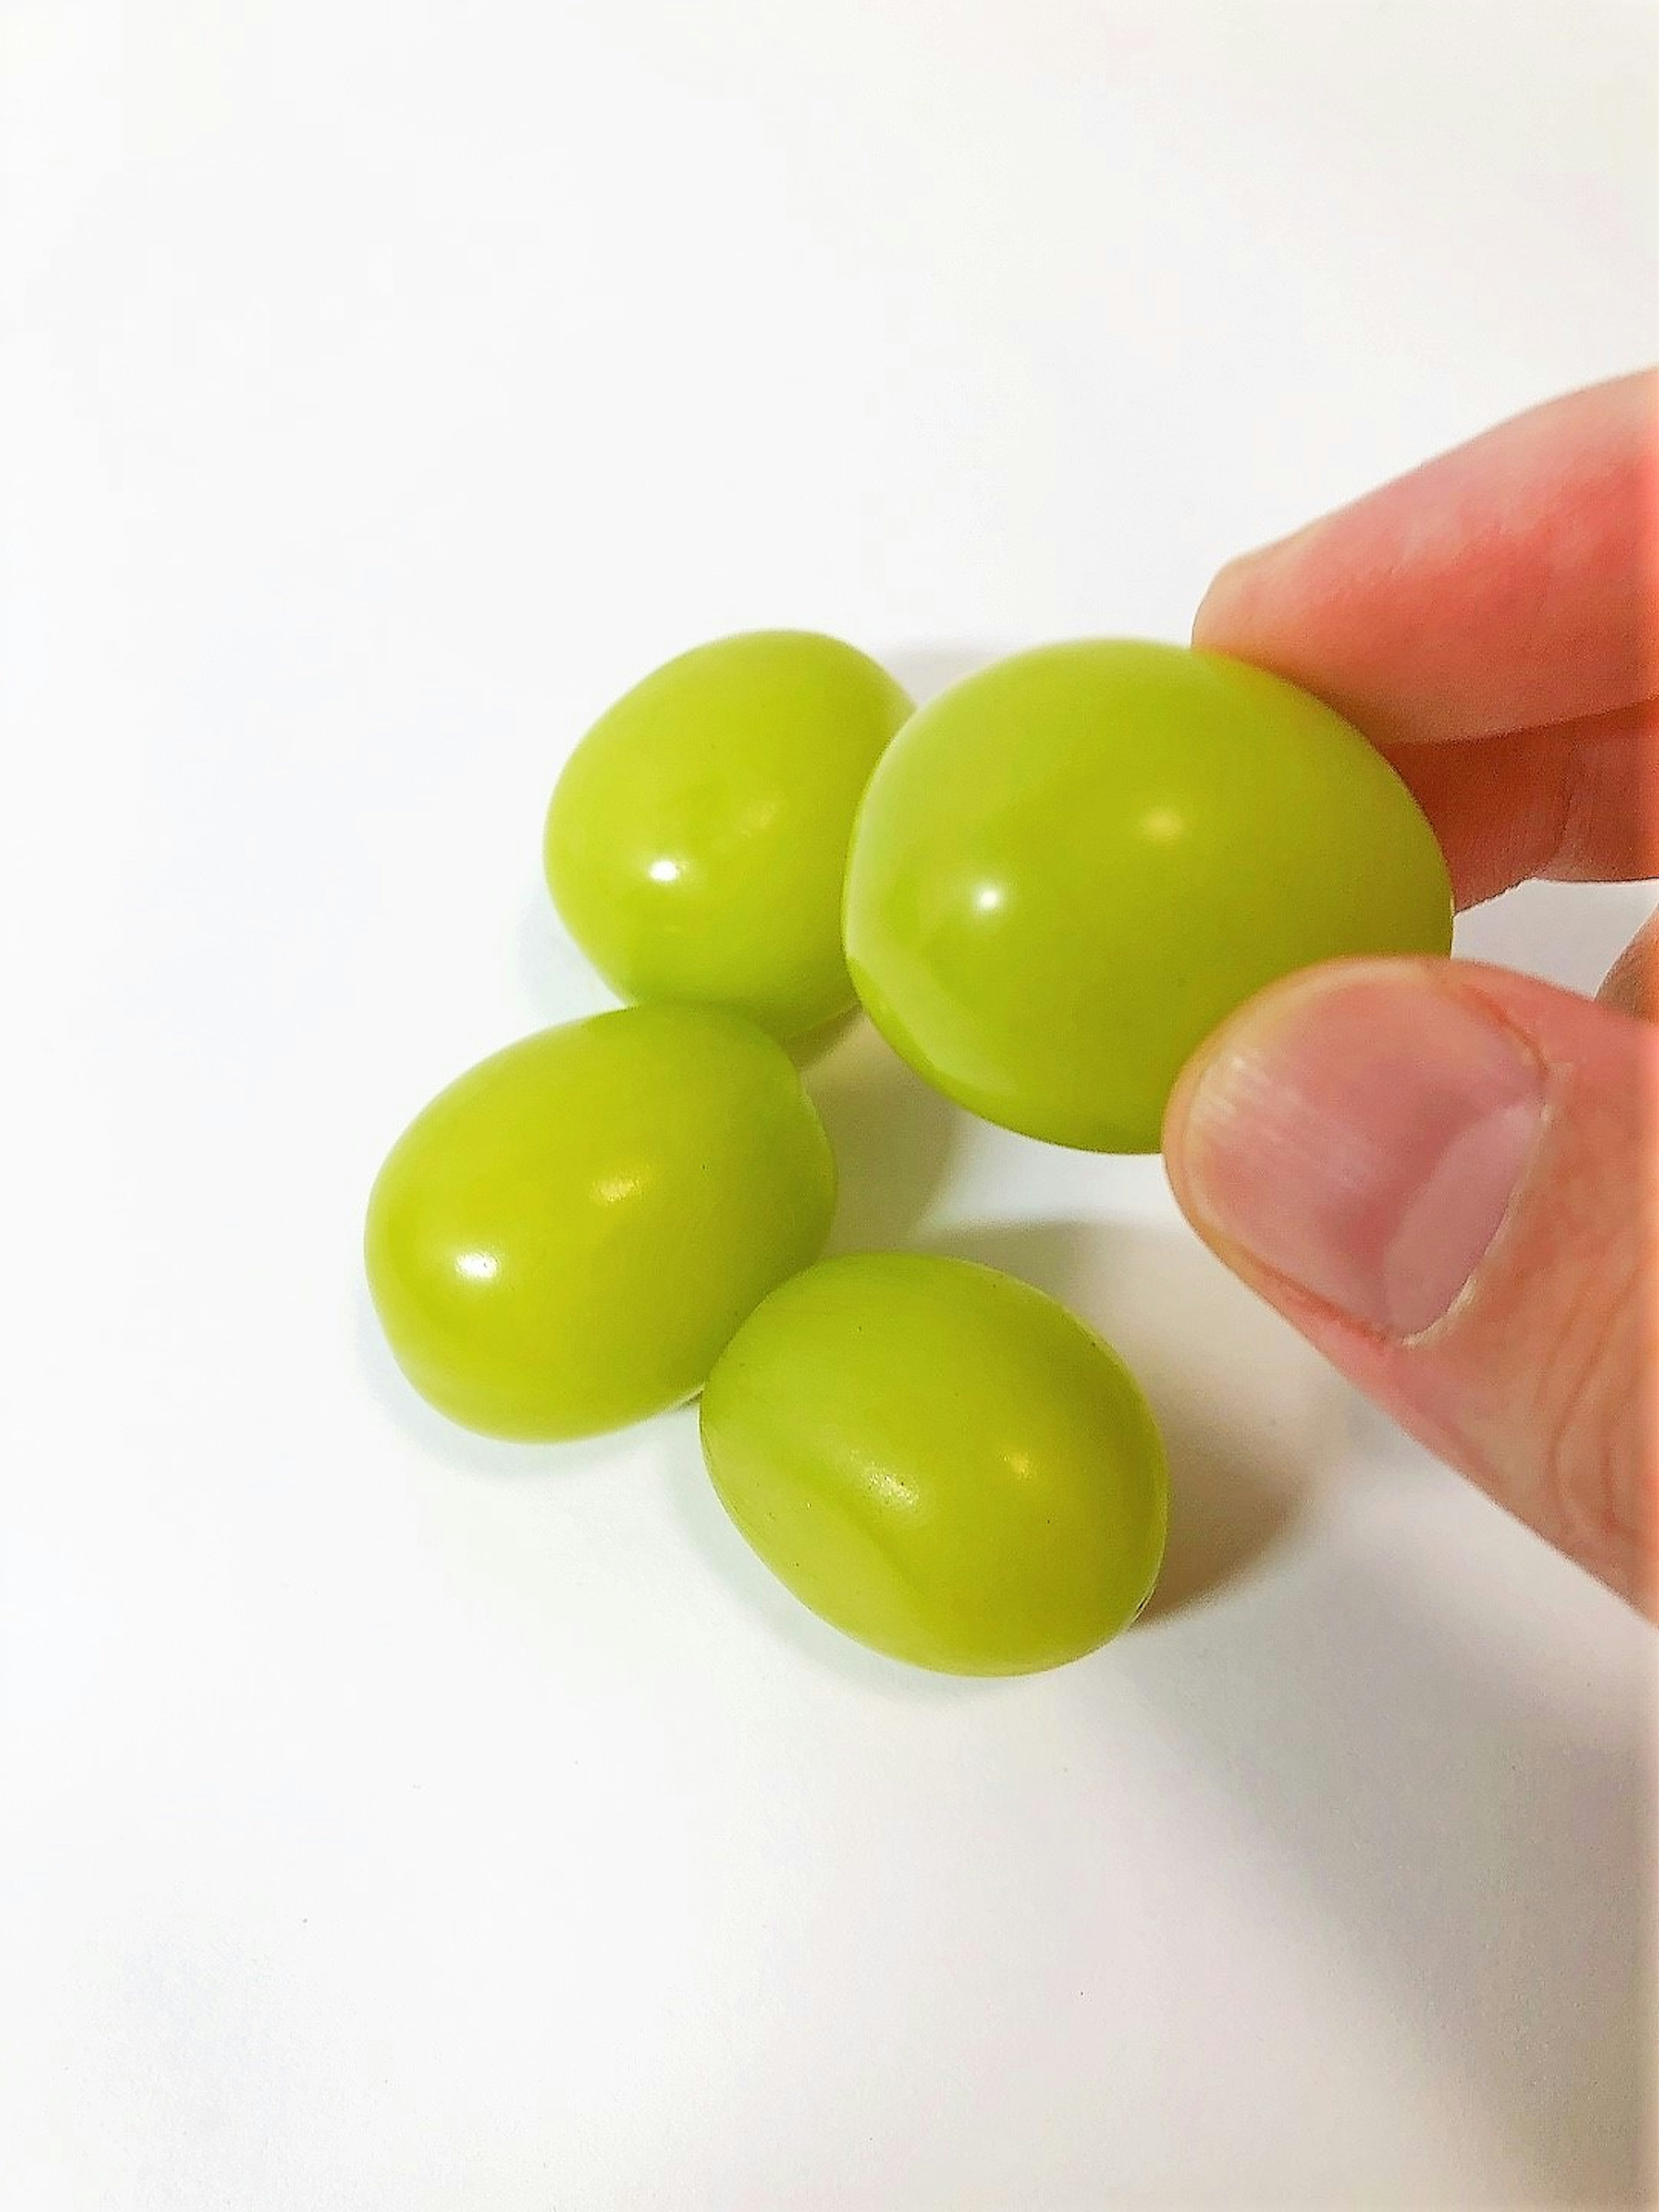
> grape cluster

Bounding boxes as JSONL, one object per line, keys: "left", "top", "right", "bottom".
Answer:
{"left": 366, "top": 631, "right": 1450, "bottom": 1672}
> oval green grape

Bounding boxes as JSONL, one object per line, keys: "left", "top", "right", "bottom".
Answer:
{"left": 545, "top": 631, "right": 914, "bottom": 1042}
{"left": 700, "top": 1252, "right": 1168, "bottom": 1675}
{"left": 843, "top": 639, "right": 1454, "bottom": 1151}
{"left": 365, "top": 1005, "right": 837, "bottom": 1440}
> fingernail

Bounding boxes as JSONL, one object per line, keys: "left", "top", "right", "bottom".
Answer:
{"left": 1177, "top": 967, "right": 1548, "bottom": 1336}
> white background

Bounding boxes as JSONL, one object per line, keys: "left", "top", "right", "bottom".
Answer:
{"left": 2, "top": 2, "right": 1655, "bottom": 2206}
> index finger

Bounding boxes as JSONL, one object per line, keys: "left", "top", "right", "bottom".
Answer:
{"left": 1192, "top": 372, "right": 1657, "bottom": 903}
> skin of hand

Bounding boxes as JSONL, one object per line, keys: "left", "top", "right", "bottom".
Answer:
{"left": 1163, "top": 371, "right": 1657, "bottom": 1615}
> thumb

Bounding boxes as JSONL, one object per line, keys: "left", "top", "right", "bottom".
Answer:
{"left": 1162, "top": 958, "right": 1656, "bottom": 1612}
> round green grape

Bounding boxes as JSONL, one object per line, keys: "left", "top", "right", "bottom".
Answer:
{"left": 700, "top": 1252, "right": 1167, "bottom": 1675}
{"left": 843, "top": 639, "right": 1454, "bottom": 1151}
{"left": 545, "top": 631, "right": 914, "bottom": 1042}
{"left": 365, "top": 1005, "right": 836, "bottom": 1440}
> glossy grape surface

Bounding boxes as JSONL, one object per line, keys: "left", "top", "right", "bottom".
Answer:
{"left": 843, "top": 639, "right": 1454, "bottom": 1150}
{"left": 700, "top": 1253, "right": 1168, "bottom": 1674}
{"left": 546, "top": 632, "right": 913, "bottom": 1042}
{"left": 365, "top": 1006, "right": 836, "bottom": 1440}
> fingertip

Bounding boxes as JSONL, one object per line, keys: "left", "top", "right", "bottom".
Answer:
{"left": 1599, "top": 916, "right": 1659, "bottom": 1023}
{"left": 1189, "top": 372, "right": 1657, "bottom": 743}
{"left": 1163, "top": 955, "right": 1658, "bottom": 1610}
{"left": 1159, "top": 975, "right": 1253, "bottom": 1223}
{"left": 1189, "top": 527, "right": 1306, "bottom": 656}
{"left": 1189, "top": 555, "right": 1248, "bottom": 653}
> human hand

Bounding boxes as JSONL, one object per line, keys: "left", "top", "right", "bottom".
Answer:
{"left": 1162, "top": 372, "right": 1656, "bottom": 1611}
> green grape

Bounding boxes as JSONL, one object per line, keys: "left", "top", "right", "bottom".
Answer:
{"left": 700, "top": 1253, "right": 1167, "bottom": 1675}
{"left": 843, "top": 639, "right": 1453, "bottom": 1151}
{"left": 545, "top": 631, "right": 914, "bottom": 1043}
{"left": 365, "top": 1005, "right": 836, "bottom": 1440}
